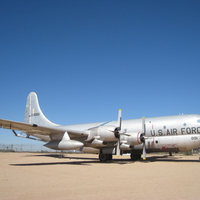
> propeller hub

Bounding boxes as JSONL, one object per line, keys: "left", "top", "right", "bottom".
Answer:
{"left": 140, "top": 133, "right": 145, "bottom": 143}
{"left": 114, "top": 127, "right": 120, "bottom": 138}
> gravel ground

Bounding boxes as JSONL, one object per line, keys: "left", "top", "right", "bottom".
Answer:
{"left": 0, "top": 153, "right": 200, "bottom": 200}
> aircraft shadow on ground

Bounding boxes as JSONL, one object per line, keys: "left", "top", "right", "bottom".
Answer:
{"left": 145, "top": 155, "right": 200, "bottom": 163}
{"left": 9, "top": 154, "right": 200, "bottom": 166}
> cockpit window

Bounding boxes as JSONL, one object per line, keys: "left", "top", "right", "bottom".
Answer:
{"left": 197, "top": 119, "right": 200, "bottom": 123}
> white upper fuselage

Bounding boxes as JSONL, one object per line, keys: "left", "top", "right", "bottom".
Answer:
{"left": 57, "top": 114, "right": 200, "bottom": 138}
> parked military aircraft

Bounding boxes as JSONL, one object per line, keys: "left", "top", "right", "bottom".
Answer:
{"left": 1, "top": 92, "right": 200, "bottom": 162}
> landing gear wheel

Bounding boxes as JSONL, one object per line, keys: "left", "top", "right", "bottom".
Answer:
{"left": 107, "top": 154, "right": 113, "bottom": 160}
{"left": 130, "top": 153, "right": 141, "bottom": 161}
{"left": 99, "top": 153, "right": 113, "bottom": 162}
{"left": 99, "top": 153, "right": 108, "bottom": 162}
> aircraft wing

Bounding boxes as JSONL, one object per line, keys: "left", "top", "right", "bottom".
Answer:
{"left": 0, "top": 119, "right": 87, "bottom": 139}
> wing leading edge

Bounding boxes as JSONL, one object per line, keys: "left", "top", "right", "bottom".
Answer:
{"left": 0, "top": 119, "right": 88, "bottom": 139}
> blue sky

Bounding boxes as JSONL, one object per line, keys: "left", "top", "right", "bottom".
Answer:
{"left": 0, "top": 0, "right": 200, "bottom": 144}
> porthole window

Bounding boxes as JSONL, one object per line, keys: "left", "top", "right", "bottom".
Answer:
{"left": 183, "top": 123, "right": 186, "bottom": 126}
{"left": 163, "top": 126, "right": 166, "bottom": 129}
{"left": 197, "top": 119, "right": 200, "bottom": 123}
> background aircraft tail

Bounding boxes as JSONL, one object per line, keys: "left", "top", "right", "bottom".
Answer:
{"left": 24, "top": 92, "right": 58, "bottom": 127}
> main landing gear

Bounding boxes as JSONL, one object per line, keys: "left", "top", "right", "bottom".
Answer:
{"left": 99, "top": 152, "right": 142, "bottom": 162}
{"left": 99, "top": 153, "right": 113, "bottom": 162}
{"left": 130, "top": 153, "right": 141, "bottom": 161}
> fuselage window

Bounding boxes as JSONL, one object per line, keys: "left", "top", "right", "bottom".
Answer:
{"left": 197, "top": 119, "right": 200, "bottom": 123}
{"left": 183, "top": 123, "right": 187, "bottom": 126}
{"left": 163, "top": 126, "right": 166, "bottom": 129}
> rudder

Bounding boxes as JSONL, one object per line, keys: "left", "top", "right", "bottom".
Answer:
{"left": 24, "top": 92, "right": 57, "bottom": 126}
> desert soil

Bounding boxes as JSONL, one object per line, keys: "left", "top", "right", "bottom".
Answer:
{"left": 0, "top": 153, "right": 200, "bottom": 200}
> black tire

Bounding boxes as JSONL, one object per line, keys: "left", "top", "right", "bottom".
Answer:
{"left": 99, "top": 153, "right": 108, "bottom": 162}
{"left": 107, "top": 154, "right": 113, "bottom": 160}
{"left": 130, "top": 153, "right": 141, "bottom": 161}
{"left": 136, "top": 154, "right": 141, "bottom": 160}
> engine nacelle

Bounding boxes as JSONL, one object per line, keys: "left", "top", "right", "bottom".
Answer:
{"left": 120, "top": 143, "right": 133, "bottom": 150}
{"left": 44, "top": 139, "right": 84, "bottom": 150}
{"left": 96, "top": 125, "right": 118, "bottom": 141}
{"left": 90, "top": 139, "right": 107, "bottom": 147}
{"left": 81, "top": 147, "right": 100, "bottom": 154}
{"left": 126, "top": 132, "right": 142, "bottom": 145}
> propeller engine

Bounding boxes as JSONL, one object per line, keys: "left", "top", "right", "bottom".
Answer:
{"left": 115, "top": 109, "right": 130, "bottom": 156}
{"left": 115, "top": 112, "right": 148, "bottom": 160}
{"left": 141, "top": 117, "right": 147, "bottom": 160}
{"left": 96, "top": 125, "right": 119, "bottom": 141}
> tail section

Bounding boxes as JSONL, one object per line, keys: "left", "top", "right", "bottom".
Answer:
{"left": 24, "top": 92, "right": 58, "bottom": 127}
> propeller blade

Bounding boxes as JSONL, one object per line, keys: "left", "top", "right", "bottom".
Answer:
{"left": 117, "top": 109, "right": 122, "bottom": 130}
{"left": 141, "top": 117, "right": 147, "bottom": 160}
{"left": 116, "top": 138, "right": 121, "bottom": 156}
{"left": 116, "top": 109, "right": 122, "bottom": 156}
{"left": 142, "top": 141, "right": 146, "bottom": 160}
{"left": 142, "top": 117, "right": 146, "bottom": 134}
{"left": 119, "top": 132, "right": 131, "bottom": 136}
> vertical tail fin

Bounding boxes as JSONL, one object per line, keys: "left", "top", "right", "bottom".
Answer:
{"left": 24, "top": 92, "right": 57, "bottom": 127}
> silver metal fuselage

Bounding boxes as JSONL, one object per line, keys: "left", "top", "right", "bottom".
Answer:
{"left": 56, "top": 114, "right": 200, "bottom": 153}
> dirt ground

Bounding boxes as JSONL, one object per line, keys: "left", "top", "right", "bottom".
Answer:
{"left": 0, "top": 153, "right": 200, "bottom": 200}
